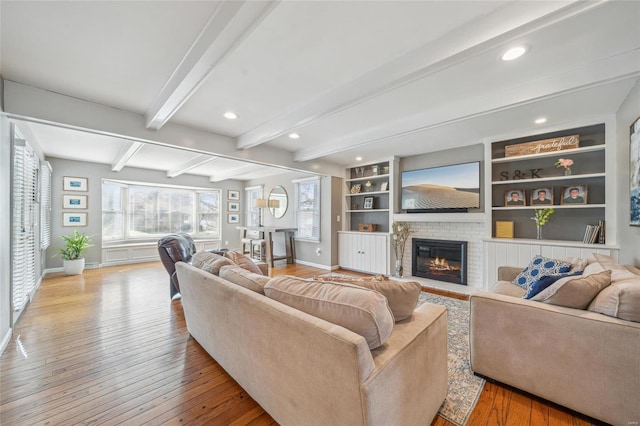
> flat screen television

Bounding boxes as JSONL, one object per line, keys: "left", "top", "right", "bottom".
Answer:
{"left": 401, "top": 161, "right": 480, "bottom": 212}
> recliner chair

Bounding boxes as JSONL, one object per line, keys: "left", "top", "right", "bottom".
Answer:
{"left": 157, "top": 233, "right": 196, "bottom": 299}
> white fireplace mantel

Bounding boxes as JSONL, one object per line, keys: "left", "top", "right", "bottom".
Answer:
{"left": 393, "top": 213, "right": 486, "bottom": 223}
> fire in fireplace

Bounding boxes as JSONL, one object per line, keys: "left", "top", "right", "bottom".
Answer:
{"left": 412, "top": 238, "right": 467, "bottom": 285}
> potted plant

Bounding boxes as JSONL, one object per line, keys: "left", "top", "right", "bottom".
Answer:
{"left": 55, "top": 230, "right": 93, "bottom": 275}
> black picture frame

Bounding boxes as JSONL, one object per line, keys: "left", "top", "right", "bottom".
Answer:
{"left": 363, "top": 196, "right": 374, "bottom": 209}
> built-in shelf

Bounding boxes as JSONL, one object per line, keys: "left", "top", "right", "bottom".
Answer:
{"left": 492, "top": 172, "right": 605, "bottom": 185}
{"left": 345, "top": 173, "right": 390, "bottom": 183}
{"left": 346, "top": 190, "right": 389, "bottom": 197}
{"left": 484, "top": 237, "right": 618, "bottom": 249}
{"left": 492, "top": 204, "right": 605, "bottom": 211}
{"left": 347, "top": 209, "right": 390, "bottom": 213}
{"left": 491, "top": 145, "right": 605, "bottom": 163}
{"left": 393, "top": 212, "right": 487, "bottom": 223}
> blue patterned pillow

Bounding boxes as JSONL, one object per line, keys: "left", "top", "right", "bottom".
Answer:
{"left": 522, "top": 271, "right": 582, "bottom": 299}
{"left": 513, "top": 256, "right": 572, "bottom": 290}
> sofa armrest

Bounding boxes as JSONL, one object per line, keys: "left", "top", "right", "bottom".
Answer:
{"left": 498, "top": 266, "right": 522, "bottom": 282}
{"left": 470, "top": 291, "right": 640, "bottom": 425}
{"left": 256, "top": 261, "right": 268, "bottom": 275}
{"left": 361, "top": 302, "right": 448, "bottom": 426}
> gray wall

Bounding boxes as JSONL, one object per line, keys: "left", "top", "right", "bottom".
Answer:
{"left": 616, "top": 79, "right": 640, "bottom": 265}
{"left": 46, "top": 157, "right": 245, "bottom": 269}
{"left": 0, "top": 114, "right": 12, "bottom": 347}
{"left": 400, "top": 143, "right": 485, "bottom": 212}
{"left": 245, "top": 172, "right": 341, "bottom": 268}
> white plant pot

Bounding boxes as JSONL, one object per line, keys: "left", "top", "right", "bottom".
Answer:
{"left": 63, "top": 258, "right": 85, "bottom": 275}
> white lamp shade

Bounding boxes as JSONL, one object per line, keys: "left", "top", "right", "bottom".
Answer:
{"left": 254, "top": 198, "right": 267, "bottom": 208}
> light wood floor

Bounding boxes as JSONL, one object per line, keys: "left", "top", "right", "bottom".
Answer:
{"left": 0, "top": 262, "right": 604, "bottom": 425}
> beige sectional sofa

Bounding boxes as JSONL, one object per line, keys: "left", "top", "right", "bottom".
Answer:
{"left": 470, "top": 262, "right": 640, "bottom": 426}
{"left": 176, "top": 261, "right": 448, "bottom": 426}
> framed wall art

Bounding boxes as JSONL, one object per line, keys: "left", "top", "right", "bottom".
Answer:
{"left": 63, "top": 194, "right": 87, "bottom": 209}
{"left": 63, "top": 176, "right": 88, "bottom": 192}
{"left": 530, "top": 188, "right": 553, "bottom": 206}
{"left": 63, "top": 212, "right": 87, "bottom": 227}
{"left": 228, "top": 202, "right": 240, "bottom": 212}
{"left": 504, "top": 189, "right": 526, "bottom": 207}
{"left": 227, "top": 213, "right": 239, "bottom": 224}
{"left": 631, "top": 116, "right": 640, "bottom": 226}
{"left": 228, "top": 190, "right": 240, "bottom": 201}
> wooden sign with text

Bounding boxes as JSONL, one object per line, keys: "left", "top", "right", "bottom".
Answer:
{"left": 505, "top": 134, "right": 579, "bottom": 157}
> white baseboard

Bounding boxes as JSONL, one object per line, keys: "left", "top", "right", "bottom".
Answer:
{"left": 0, "top": 328, "right": 12, "bottom": 356}
{"left": 294, "top": 259, "right": 338, "bottom": 270}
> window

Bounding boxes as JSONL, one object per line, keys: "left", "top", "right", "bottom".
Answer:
{"left": 245, "top": 185, "right": 263, "bottom": 227}
{"left": 102, "top": 180, "right": 221, "bottom": 242}
{"left": 294, "top": 177, "right": 321, "bottom": 241}
{"left": 39, "top": 161, "right": 52, "bottom": 249}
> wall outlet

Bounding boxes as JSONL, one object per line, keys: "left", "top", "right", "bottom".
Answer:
{"left": 316, "top": 247, "right": 322, "bottom": 256}
{"left": 336, "top": 215, "right": 341, "bottom": 222}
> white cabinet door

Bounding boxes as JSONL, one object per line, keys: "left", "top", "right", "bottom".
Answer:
{"left": 338, "top": 232, "right": 388, "bottom": 275}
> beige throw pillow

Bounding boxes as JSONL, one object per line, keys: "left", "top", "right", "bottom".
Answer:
{"left": 191, "top": 251, "right": 229, "bottom": 275}
{"left": 530, "top": 270, "right": 612, "bottom": 309}
{"left": 314, "top": 275, "right": 421, "bottom": 321}
{"left": 264, "top": 276, "right": 394, "bottom": 350}
{"left": 219, "top": 265, "right": 270, "bottom": 294}
{"left": 588, "top": 253, "right": 638, "bottom": 283}
{"left": 224, "top": 250, "right": 263, "bottom": 275}
{"left": 588, "top": 277, "right": 640, "bottom": 323}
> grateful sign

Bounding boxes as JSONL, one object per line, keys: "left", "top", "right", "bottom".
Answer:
{"left": 505, "top": 134, "right": 579, "bottom": 157}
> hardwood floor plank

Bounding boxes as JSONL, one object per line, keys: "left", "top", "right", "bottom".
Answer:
{"left": 0, "top": 261, "right": 602, "bottom": 426}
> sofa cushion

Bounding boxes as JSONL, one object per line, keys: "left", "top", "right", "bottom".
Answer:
{"left": 219, "top": 265, "right": 270, "bottom": 294}
{"left": 530, "top": 270, "right": 612, "bottom": 309}
{"left": 512, "top": 256, "right": 572, "bottom": 290}
{"left": 588, "top": 253, "right": 640, "bottom": 283}
{"left": 588, "top": 276, "right": 640, "bottom": 322}
{"left": 523, "top": 271, "right": 582, "bottom": 299}
{"left": 191, "top": 251, "right": 233, "bottom": 275}
{"left": 491, "top": 281, "right": 526, "bottom": 298}
{"left": 314, "top": 275, "right": 421, "bottom": 322}
{"left": 264, "top": 276, "right": 394, "bottom": 349}
{"left": 224, "top": 250, "right": 263, "bottom": 275}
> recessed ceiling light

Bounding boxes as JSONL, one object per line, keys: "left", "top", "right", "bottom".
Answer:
{"left": 534, "top": 117, "right": 547, "bottom": 124}
{"left": 355, "top": 156, "right": 363, "bottom": 161}
{"left": 288, "top": 133, "right": 300, "bottom": 139}
{"left": 501, "top": 46, "right": 527, "bottom": 61}
{"left": 223, "top": 112, "right": 238, "bottom": 120}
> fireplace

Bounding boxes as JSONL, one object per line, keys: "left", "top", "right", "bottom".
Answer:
{"left": 412, "top": 238, "right": 468, "bottom": 285}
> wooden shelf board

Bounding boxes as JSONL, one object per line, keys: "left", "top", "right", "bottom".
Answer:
{"left": 492, "top": 204, "right": 605, "bottom": 210}
{"left": 492, "top": 172, "right": 605, "bottom": 185}
{"left": 491, "top": 144, "right": 605, "bottom": 163}
{"left": 345, "top": 173, "right": 390, "bottom": 183}
{"left": 345, "top": 190, "right": 389, "bottom": 197}
{"left": 347, "top": 209, "right": 390, "bottom": 213}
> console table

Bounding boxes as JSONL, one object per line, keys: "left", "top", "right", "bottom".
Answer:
{"left": 236, "top": 226, "right": 297, "bottom": 267}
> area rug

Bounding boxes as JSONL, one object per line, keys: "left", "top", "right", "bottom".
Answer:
{"left": 417, "top": 292, "right": 485, "bottom": 426}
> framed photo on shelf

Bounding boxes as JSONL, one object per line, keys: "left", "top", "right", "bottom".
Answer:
{"left": 380, "top": 181, "right": 388, "bottom": 191}
{"left": 63, "top": 194, "right": 87, "bottom": 209}
{"left": 561, "top": 184, "right": 588, "bottom": 205}
{"left": 63, "top": 176, "right": 88, "bottom": 192}
{"left": 227, "top": 202, "right": 240, "bottom": 212}
{"left": 227, "top": 190, "right": 240, "bottom": 201}
{"left": 504, "top": 189, "right": 526, "bottom": 207}
{"left": 363, "top": 196, "right": 374, "bottom": 209}
{"left": 227, "top": 213, "right": 239, "bottom": 224}
{"left": 630, "top": 115, "right": 640, "bottom": 226}
{"left": 63, "top": 212, "right": 87, "bottom": 227}
{"left": 530, "top": 187, "right": 553, "bottom": 206}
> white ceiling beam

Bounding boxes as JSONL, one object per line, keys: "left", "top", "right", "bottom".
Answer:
{"left": 167, "top": 154, "right": 218, "bottom": 178}
{"left": 144, "top": 0, "right": 279, "bottom": 130}
{"left": 236, "top": 0, "right": 603, "bottom": 151}
{"left": 209, "top": 163, "right": 265, "bottom": 182}
{"left": 111, "top": 141, "right": 145, "bottom": 171}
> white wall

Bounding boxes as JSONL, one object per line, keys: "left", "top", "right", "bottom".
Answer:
{"left": 616, "top": 79, "right": 640, "bottom": 265}
{"left": 0, "top": 113, "right": 12, "bottom": 351}
{"left": 46, "top": 157, "right": 245, "bottom": 269}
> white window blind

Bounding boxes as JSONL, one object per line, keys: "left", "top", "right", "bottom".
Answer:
{"left": 40, "top": 161, "right": 52, "bottom": 249}
{"left": 12, "top": 139, "right": 39, "bottom": 315}
{"left": 294, "top": 177, "right": 321, "bottom": 242}
{"left": 245, "top": 185, "right": 263, "bottom": 227}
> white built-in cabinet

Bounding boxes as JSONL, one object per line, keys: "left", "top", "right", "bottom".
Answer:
{"left": 338, "top": 232, "right": 389, "bottom": 275}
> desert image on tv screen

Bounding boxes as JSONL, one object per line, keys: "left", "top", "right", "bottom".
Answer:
{"left": 401, "top": 162, "right": 479, "bottom": 210}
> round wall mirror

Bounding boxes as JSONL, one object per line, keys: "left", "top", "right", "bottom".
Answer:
{"left": 268, "top": 186, "right": 288, "bottom": 218}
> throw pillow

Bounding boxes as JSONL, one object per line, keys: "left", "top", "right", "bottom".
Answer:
{"left": 512, "top": 256, "right": 572, "bottom": 290}
{"left": 314, "top": 275, "right": 421, "bottom": 321}
{"left": 588, "top": 276, "right": 640, "bottom": 323}
{"left": 191, "top": 251, "right": 225, "bottom": 275}
{"left": 224, "top": 250, "right": 263, "bottom": 275}
{"left": 522, "top": 271, "right": 582, "bottom": 299}
{"left": 264, "top": 276, "right": 394, "bottom": 350}
{"left": 530, "top": 270, "right": 612, "bottom": 309}
{"left": 586, "top": 254, "right": 639, "bottom": 283}
{"left": 219, "top": 265, "right": 270, "bottom": 294}
{"left": 561, "top": 256, "right": 588, "bottom": 273}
